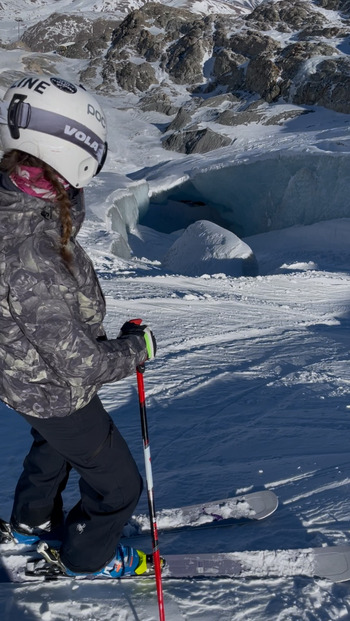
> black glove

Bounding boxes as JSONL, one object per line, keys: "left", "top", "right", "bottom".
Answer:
{"left": 119, "top": 320, "right": 157, "bottom": 360}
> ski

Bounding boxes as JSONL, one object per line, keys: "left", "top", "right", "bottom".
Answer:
{"left": 0, "top": 490, "right": 278, "bottom": 549}
{"left": 162, "top": 545, "right": 350, "bottom": 583}
{"left": 2, "top": 544, "right": 350, "bottom": 583}
{"left": 124, "top": 489, "right": 278, "bottom": 536}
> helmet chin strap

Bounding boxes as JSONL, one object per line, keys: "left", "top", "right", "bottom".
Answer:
{"left": 0, "top": 100, "right": 8, "bottom": 125}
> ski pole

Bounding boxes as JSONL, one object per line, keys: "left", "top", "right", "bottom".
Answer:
{"left": 131, "top": 319, "right": 166, "bottom": 621}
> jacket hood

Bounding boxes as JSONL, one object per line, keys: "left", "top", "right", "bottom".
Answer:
{"left": 0, "top": 173, "right": 84, "bottom": 246}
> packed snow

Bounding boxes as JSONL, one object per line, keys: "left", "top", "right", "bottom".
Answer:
{"left": 1, "top": 0, "right": 350, "bottom": 619}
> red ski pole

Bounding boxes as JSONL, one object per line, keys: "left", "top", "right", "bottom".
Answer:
{"left": 131, "top": 320, "right": 166, "bottom": 621}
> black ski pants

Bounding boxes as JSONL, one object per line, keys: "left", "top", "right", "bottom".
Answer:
{"left": 11, "top": 395, "right": 143, "bottom": 573}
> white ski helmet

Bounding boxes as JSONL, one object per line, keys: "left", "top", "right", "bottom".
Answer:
{"left": 0, "top": 75, "right": 108, "bottom": 188}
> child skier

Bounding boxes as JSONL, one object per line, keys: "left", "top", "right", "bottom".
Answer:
{"left": 0, "top": 74, "right": 156, "bottom": 578}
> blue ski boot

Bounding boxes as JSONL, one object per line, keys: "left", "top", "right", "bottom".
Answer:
{"left": 37, "top": 541, "right": 152, "bottom": 579}
{"left": 0, "top": 518, "right": 62, "bottom": 546}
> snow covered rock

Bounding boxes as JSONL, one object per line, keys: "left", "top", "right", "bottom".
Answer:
{"left": 314, "top": 0, "right": 350, "bottom": 14}
{"left": 162, "top": 220, "right": 258, "bottom": 277}
{"left": 246, "top": 0, "right": 326, "bottom": 32}
{"left": 164, "top": 16, "right": 214, "bottom": 84}
{"left": 166, "top": 107, "right": 193, "bottom": 132}
{"left": 245, "top": 54, "right": 281, "bottom": 102}
{"left": 103, "top": 3, "right": 205, "bottom": 91}
{"left": 139, "top": 88, "right": 179, "bottom": 115}
{"left": 113, "top": 60, "right": 158, "bottom": 94}
{"left": 16, "top": 0, "right": 350, "bottom": 121}
{"left": 229, "top": 29, "right": 280, "bottom": 57}
{"left": 20, "top": 13, "right": 118, "bottom": 58}
{"left": 293, "top": 56, "right": 350, "bottom": 114}
{"left": 162, "top": 127, "right": 232, "bottom": 154}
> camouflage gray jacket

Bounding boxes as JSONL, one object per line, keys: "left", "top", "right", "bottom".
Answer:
{"left": 0, "top": 175, "right": 147, "bottom": 418}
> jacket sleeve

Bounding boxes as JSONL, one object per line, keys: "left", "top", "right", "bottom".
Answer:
{"left": 7, "top": 264, "right": 148, "bottom": 390}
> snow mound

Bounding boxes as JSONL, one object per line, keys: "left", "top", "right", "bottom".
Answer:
{"left": 162, "top": 219, "right": 258, "bottom": 276}
{"left": 246, "top": 218, "right": 350, "bottom": 274}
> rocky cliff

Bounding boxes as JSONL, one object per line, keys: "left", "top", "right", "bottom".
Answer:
{"left": 15, "top": 1, "right": 350, "bottom": 154}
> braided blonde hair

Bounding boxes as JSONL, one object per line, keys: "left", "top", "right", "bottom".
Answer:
{"left": 0, "top": 149, "right": 73, "bottom": 265}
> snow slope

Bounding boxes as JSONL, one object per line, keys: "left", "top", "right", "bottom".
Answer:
{"left": 0, "top": 217, "right": 350, "bottom": 620}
